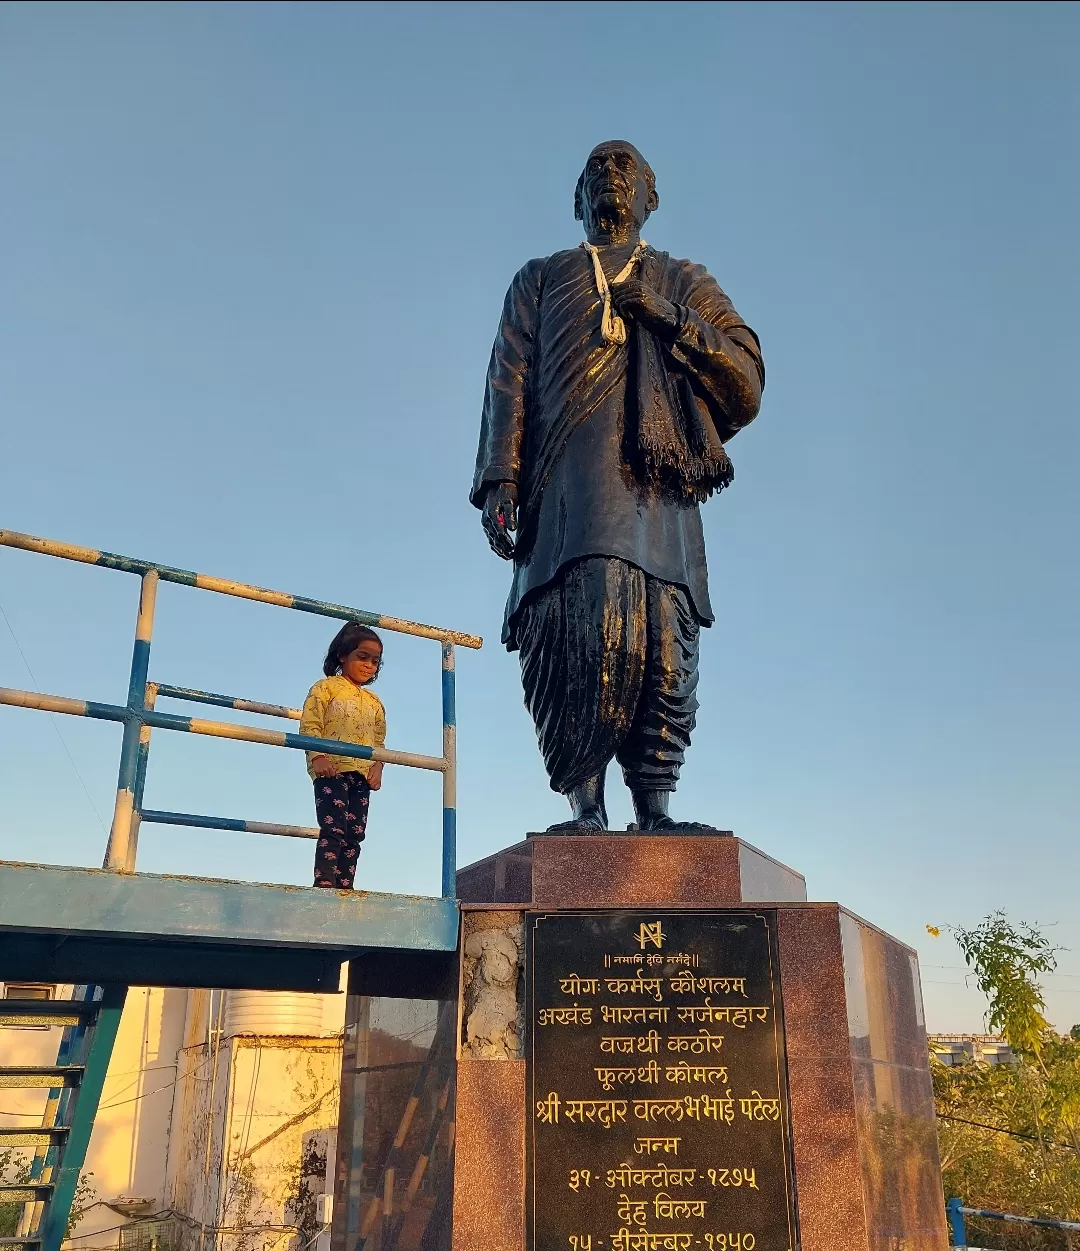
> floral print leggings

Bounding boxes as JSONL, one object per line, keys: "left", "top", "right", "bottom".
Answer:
{"left": 312, "top": 773, "right": 371, "bottom": 889}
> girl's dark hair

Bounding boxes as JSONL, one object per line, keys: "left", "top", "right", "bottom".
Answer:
{"left": 323, "top": 621, "right": 383, "bottom": 680}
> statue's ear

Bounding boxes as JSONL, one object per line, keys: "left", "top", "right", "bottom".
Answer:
{"left": 574, "top": 171, "right": 585, "bottom": 221}
{"left": 646, "top": 187, "right": 660, "bottom": 216}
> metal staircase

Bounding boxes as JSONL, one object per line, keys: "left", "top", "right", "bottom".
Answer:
{"left": 0, "top": 985, "right": 127, "bottom": 1251}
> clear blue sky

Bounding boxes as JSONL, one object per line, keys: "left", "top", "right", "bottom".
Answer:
{"left": 2, "top": 2, "right": 1077, "bottom": 1032}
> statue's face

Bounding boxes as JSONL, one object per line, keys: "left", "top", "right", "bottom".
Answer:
{"left": 579, "top": 142, "right": 654, "bottom": 234}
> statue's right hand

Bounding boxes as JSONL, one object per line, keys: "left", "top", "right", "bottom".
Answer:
{"left": 481, "top": 481, "right": 518, "bottom": 561}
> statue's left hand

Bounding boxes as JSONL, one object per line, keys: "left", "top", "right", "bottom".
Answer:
{"left": 612, "top": 280, "right": 680, "bottom": 337}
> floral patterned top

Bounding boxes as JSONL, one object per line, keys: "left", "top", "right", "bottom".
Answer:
{"left": 300, "top": 674, "right": 386, "bottom": 779}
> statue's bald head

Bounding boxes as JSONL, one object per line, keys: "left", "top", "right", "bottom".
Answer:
{"left": 575, "top": 142, "right": 659, "bottom": 237}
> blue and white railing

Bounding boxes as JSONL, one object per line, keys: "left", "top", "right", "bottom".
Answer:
{"left": 947, "top": 1196, "right": 1080, "bottom": 1246}
{"left": 0, "top": 529, "right": 481, "bottom": 897}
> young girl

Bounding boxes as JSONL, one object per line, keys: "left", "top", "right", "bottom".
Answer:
{"left": 300, "top": 622, "right": 386, "bottom": 890}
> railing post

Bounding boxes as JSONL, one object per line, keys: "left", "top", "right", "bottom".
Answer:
{"left": 129, "top": 681, "right": 157, "bottom": 856}
{"left": 947, "top": 1198, "right": 967, "bottom": 1247}
{"left": 441, "top": 642, "right": 456, "bottom": 899}
{"left": 103, "top": 570, "right": 158, "bottom": 872}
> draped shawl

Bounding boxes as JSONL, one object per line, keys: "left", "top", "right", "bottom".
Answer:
{"left": 472, "top": 245, "right": 763, "bottom": 646}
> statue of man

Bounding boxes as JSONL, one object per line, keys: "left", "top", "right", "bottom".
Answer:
{"left": 472, "top": 141, "right": 763, "bottom": 832}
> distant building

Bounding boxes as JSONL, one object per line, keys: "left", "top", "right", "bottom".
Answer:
{"left": 929, "top": 1033, "right": 1016, "bottom": 1067}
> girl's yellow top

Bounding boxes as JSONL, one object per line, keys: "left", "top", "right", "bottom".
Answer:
{"left": 300, "top": 675, "right": 386, "bottom": 779}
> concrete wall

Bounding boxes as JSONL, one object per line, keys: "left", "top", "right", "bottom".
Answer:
{"left": 165, "top": 1032, "right": 341, "bottom": 1251}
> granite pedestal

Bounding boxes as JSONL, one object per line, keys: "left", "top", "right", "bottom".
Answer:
{"left": 452, "top": 832, "right": 948, "bottom": 1251}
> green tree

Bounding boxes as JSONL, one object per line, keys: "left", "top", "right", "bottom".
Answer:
{"left": 935, "top": 912, "right": 1080, "bottom": 1250}
{"left": 0, "top": 1149, "right": 30, "bottom": 1238}
{"left": 0, "top": 1151, "right": 95, "bottom": 1240}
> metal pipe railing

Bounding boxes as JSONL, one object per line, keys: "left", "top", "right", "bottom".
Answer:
{"left": 440, "top": 642, "right": 457, "bottom": 899}
{"left": 104, "top": 570, "right": 158, "bottom": 871}
{"left": 138, "top": 809, "right": 319, "bottom": 840}
{"left": 0, "top": 688, "right": 444, "bottom": 767}
{"left": 0, "top": 528, "right": 481, "bottom": 896}
{"left": 0, "top": 530, "right": 482, "bottom": 648}
{"left": 152, "top": 683, "right": 302, "bottom": 720}
{"left": 137, "top": 684, "right": 313, "bottom": 838}
{"left": 947, "top": 1196, "right": 1080, "bottom": 1245}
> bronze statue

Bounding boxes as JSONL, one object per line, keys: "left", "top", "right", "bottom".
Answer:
{"left": 472, "top": 141, "right": 763, "bottom": 832}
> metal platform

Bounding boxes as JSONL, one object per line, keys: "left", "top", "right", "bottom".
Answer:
{"left": 0, "top": 860, "right": 459, "bottom": 992}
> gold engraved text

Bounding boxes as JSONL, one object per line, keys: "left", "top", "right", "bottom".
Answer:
{"left": 675, "top": 1003, "right": 769, "bottom": 1027}
{"left": 538, "top": 1004, "right": 593, "bottom": 1026}
{"left": 610, "top": 1231, "right": 695, "bottom": 1251}
{"left": 595, "top": 1061, "right": 661, "bottom": 1091}
{"left": 707, "top": 1168, "right": 757, "bottom": 1189}
{"left": 602, "top": 1006, "right": 669, "bottom": 1025}
{"left": 559, "top": 974, "right": 600, "bottom": 996}
{"left": 606, "top": 1164, "right": 697, "bottom": 1189}
{"left": 632, "top": 1094, "right": 735, "bottom": 1124}
{"left": 665, "top": 1062, "right": 729, "bottom": 1085}
{"left": 667, "top": 1029, "right": 724, "bottom": 1053}
{"left": 668, "top": 974, "right": 746, "bottom": 997}
{"left": 617, "top": 1194, "right": 649, "bottom": 1227}
{"left": 565, "top": 1098, "right": 629, "bottom": 1127}
{"left": 739, "top": 1091, "right": 781, "bottom": 1121}
{"left": 654, "top": 1194, "right": 707, "bottom": 1220}
{"left": 633, "top": 1136, "right": 680, "bottom": 1155}
{"left": 605, "top": 972, "right": 664, "bottom": 1002}
{"left": 601, "top": 1030, "right": 661, "bottom": 1055}
{"left": 537, "top": 1092, "right": 560, "bottom": 1124}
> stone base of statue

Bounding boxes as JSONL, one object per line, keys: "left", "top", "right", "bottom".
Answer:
{"left": 451, "top": 832, "right": 948, "bottom": 1251}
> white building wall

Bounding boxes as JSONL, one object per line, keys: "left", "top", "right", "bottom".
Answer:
{"left": 65, "top": 987, "right": 188, "bottom": 1249}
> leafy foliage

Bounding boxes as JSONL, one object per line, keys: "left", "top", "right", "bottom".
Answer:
{"left": 68, "top": 1170, "right": 96, "bottom": 1237}
{"left": 935, "top": 914, "right": 1080, "bottom": 1249}
{"left": 0, "top": 1150, "right": 95, "bottom": 1240}
{"left": 0, "top": 1149, "right": 30, "bottom": 1238}
{"left": 954, "top": 912, "right": 1061, "bottom": 1060}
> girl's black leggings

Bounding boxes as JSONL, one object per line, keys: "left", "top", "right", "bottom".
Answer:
{"left": 312, "top": 772, "right": 371, "bottom": 889}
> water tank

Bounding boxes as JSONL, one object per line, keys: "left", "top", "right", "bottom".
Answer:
{"left": 224, "top": 990, "right": 327, "bottom": 1038}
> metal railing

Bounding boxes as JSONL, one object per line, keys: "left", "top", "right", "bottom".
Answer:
{"left": 948, "top": 1196, "right": 1080, "bottom": 1245}
{"left": 0, "top": 529, "right": 482, "bottom": 897}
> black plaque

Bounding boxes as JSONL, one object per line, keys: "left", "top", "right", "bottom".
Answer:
{"left": 527, "top": 911, "right": 798, "bottom": 1251}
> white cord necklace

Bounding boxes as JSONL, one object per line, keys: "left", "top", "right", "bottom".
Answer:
{"left": 582, "top": 238, "right": 648, "bottom": 345}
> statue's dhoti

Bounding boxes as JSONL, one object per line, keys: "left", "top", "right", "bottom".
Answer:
{"left": 516, "top": 557, "right": 699, "bottom": 795}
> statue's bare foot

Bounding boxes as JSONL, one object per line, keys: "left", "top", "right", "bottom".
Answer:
{"left": 547, "top": 809, "right": 608, "bottom": 833}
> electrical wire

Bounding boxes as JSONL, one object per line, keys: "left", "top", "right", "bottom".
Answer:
{"left": 0, "top": 599, "right": 108, "bottom": 833}
{"left": 924, "top": 964, "right": 1080, "bottom": 983}
{"left": 63, "top": 1209, "right": 305, "bottom": 1243}
{"left": 294, "top": 1222, "right": 331, "bottom": 1251}
{"left": 922, "top": 978, "right": 1080, "bottom": 997}
{"left": 2, "top": 1045, "right": 222, "bottom": 1122}
{"left": 937, "top": 1113, "right": 1080, "bottom": 1152}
